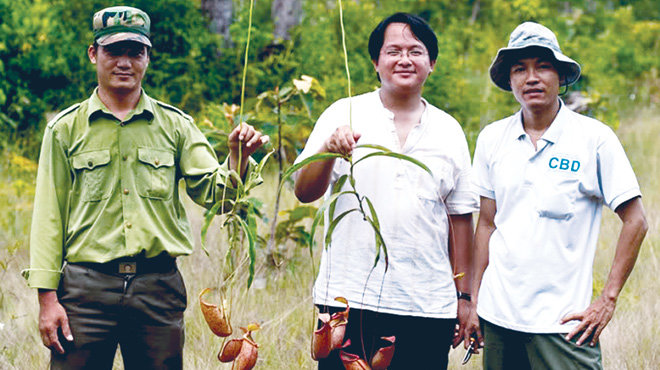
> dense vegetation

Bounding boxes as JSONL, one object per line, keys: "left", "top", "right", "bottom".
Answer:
{"left": 1, "top": 1, "right": 658, "bottom": 368}
{"left": 1, "top": 0, "right": 658, "bottom": 158}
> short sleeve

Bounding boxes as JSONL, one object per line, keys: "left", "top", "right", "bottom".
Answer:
{"left": 472, "top": 129, "right": 495, "bottom": 200}
{"left": 597, "top": 128, "right": 641, "bottom": 211}
{"left": 445, "top": 126, "right": 479, "bottom": 215}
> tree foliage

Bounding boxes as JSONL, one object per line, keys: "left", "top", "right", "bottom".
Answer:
{"left": 1, "top": 0, "right": 658, "bottom": 157}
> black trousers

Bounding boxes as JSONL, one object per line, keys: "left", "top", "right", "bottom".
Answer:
{"left": 316, "top": 305, "right": 455, "bottom": 370}
{"left": 51, "top": 263, "right": 187, "bottom": 370}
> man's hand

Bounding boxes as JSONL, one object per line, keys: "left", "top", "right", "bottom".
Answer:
{"left": 453, "top": 299, "right": 475, "bottom": 348}
{"left": 228, "top": 122, "right": 269, "bottom": 177}
{"left": 461, "top": 304, "right": 484, "bottom": 353}
{"left": 321, "top": 125, "right": 361, "bottom": 157}
{"left": 38, "top": 290, "right": 73, "bottom": 354}
{"left": 293, "top": 125, "right": 361, "bottom": 203}
{"left": 560, "top": 295, "right": 616, "bottom": 346}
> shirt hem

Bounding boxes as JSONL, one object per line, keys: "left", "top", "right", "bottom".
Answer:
{"left": 314, "top": 298, "right": 457, "bottom": 319}
{"left": 477, "top": 310, "right": 577, "bottom": 334}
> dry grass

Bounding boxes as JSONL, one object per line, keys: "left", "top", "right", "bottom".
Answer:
{"left": 1, "top": 107, "right": 658, "bottom": 369}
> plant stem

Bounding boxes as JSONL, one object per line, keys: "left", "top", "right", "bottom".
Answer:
{"left": 237, "top": 0, "right": 255, "bottom": 175}
{"left": 337, "top": 0, "right": 352, "bottom": 130}
{"left": 266, "top": 86, "right": 284, "bottom": 265}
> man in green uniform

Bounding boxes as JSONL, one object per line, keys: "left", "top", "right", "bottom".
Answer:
{"left": 22, "top": 6, "right": 268, "bottom": 369}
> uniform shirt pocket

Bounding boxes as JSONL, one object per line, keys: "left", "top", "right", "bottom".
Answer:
{"left": 536, "top": 176, "right": 579, "bottom": 220}
{"left": 71, "top": 150, "right": 112, "bottom": 202}
{"left": 137, "top": 148, "right": 176, "bottom": 200}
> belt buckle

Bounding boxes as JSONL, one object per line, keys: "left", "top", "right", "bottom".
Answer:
{"left": 118, "top": 261, "right": 137, "bottom": 274}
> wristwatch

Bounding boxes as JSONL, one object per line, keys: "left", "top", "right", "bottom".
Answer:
{"left": 457, "top": 292, "right": 472, "bottom": 301}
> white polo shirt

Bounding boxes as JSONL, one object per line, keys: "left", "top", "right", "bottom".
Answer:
{"left": 472, "top": 100, "right": 641, "bottom": 333}
{"left": 295, "top": 90, "right": 478, "bottom": 318}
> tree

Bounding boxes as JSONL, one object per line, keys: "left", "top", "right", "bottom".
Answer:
{"left": 202, "top": 0, "right": 234, "bottom": 48}
{"left": 271, "top": 0, "right": 302, "bottom": 42}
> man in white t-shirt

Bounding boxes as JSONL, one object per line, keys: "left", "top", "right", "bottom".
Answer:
{"left": 467, "top": 22, "right": 648, "bottom": 369}
{"left": 294, "top": 13, "right": 478, "bottom": 369}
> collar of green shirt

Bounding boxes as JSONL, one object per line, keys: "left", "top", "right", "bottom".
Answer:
{"left": 88, "top": 87, "right": 155, "bottom": 124}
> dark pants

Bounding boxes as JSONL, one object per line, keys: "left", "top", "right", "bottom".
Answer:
{"left": 51, "top": 262, "right": 187, "bottom": 370}
{"left": 317, "top": 305, "right": 455, "bottom": 370}
{"left": 481, "top": 318, "right": 602, "bottom": 370}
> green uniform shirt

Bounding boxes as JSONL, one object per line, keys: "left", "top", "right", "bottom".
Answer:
{"left": 24, "top": 89, "right": 255, "bottom": 289}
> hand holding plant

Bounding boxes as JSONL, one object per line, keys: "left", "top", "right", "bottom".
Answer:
{"left": 322, "top": 126, "right": 361, "bottom": 157}
{"left": 228, "top": 122, "right": 270, "bottom": 177}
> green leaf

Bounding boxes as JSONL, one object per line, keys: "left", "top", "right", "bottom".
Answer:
{"left": 324, "top": 208, "right": 359, "bottom": 247}
{"left": 0, "top": 112, "right": 17, "bottom": 129}
{"left": 285, "top": 205, "right": 318, "bottom": 223}
{"left": 244, "top": 149, "right": 274, "bottom": 193}
{"left": 200, "top": 198, "right": 235, "bottom": 256}
{"left": 355, "top": 143, "right": 392, "bottom": 152}
{"left": 363, "top": 196, "right": 388, "bottom": 270}
{"left": 365, "top": 214, "right": 388, "bottom": 271}
{"left": 237, "top": 217, "right": 257, "bottom": 289}
{"left": 228, "top": 169, "right": 245, "bottom": 196}
{"left": 308, "top": 190, "right": 355, "bottom": 254}
{"left": 332, "top": 174, "right": 349, "bottom": 195}
{"left": 329, "top": 175, "right": 349, "bottom": 219}
{"left": 278, "top": 152, "right": 347, "bottom": 194}
{"left": 353, "top": 151, "right": 432, "bottom": 177}
{"left": 363, "top": 196, "right": 380, "bottom": 229}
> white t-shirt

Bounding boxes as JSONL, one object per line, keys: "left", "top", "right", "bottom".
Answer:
{"left": 472, "top": 101, "right": 641, "bottom": 333}
{"left": 295, "top": 90, "right": 478, "bottom": 318}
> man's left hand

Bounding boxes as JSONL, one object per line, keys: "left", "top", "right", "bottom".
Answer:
{"left": 228, "top": 122, "right": 269, "bottom": 177}
{"left": 560, "top": 295, "right": 616, "bottom": 346}
{"left": 228, "top": 122, "right": 269, "bottom": 159}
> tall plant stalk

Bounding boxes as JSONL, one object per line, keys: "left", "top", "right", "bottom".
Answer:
{"left": 266, "top": 86, "right": 284, "bottom": 265}
{"left": 236, "top": 0, "right": 255, "bottom": 174}
{"left": 202, "top": 0, "right": 273, "bottom": 290}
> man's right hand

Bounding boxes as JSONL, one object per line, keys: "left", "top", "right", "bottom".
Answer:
{"left": 464, "top": 307, "right": 484, "bottom": 353}
{"left": 38, "top": 289, "right": 73, "bottom": 354}
{"left": 321, "top": 125, "right": 361, "bottom": 157}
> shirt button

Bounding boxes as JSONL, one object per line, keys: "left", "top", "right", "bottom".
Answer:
{"left": 126, "top": 222, "right": 132, "bottom": 229}
{"left": 123, "top": 188, "right": 129, "bottom": 195}
{"left": 120, "top": 122, "right": 126, "bottom": 127}
{"left": 122, "top": 155, "right": 127, "bottom": 161}
{"left": 154, "top": 159, "right": 160, "bottom": 166}
{"left": 88, "top": 161, "right": 93, "bottom": 167}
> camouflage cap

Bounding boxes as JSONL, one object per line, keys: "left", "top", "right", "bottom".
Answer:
{"left": 93, "top": 6, "right": 151, "bottom": 47}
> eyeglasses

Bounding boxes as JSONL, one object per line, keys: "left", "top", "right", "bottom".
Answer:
{"left": 381, "top": 48, "right": 428, "bottom": 60}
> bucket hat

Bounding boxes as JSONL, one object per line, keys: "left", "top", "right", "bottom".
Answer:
{"left": 93, "top": 6, "right": 151, "bottom": 47}
{"left": 489, "top": 22, "right": 580, "bottom": 91}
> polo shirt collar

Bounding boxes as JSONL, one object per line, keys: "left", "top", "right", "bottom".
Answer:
{"left": 88, "top": 87, "right": 155, "bottom": 123}
{"left": 539, "top": 98, "right": 567, "bottom": 144}
{"left": 510, "top": 98, "right": 567, "bottom": 144}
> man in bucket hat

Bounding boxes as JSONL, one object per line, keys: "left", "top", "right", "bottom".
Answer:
{"left": 23, "top": 6, "right": 268, "bottom": 369}
{"left": 466, "top": 22, "right": 647, "bottom": 369}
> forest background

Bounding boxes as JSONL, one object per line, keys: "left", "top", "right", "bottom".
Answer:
{"left": 1, "top": 0, "right": 659, "bottom": 369}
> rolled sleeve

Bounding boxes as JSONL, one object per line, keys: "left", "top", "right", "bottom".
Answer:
{"left": 25, "top": 126, "right": 70, "bottom": 289}
{"left": 181, "top": 122, "right": 259, "bottom": 211}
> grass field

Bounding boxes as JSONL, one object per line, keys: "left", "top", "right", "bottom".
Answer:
{"left": 0, "top": 107, "right": 657, "bottom": 369}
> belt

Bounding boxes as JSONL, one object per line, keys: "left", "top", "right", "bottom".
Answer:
{"left": 71, "top": 253, "right": 176, "bottom": 275}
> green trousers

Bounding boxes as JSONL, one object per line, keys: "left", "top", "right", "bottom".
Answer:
{"left": 481, "top": 318, "right": 603, "bottom": 370}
